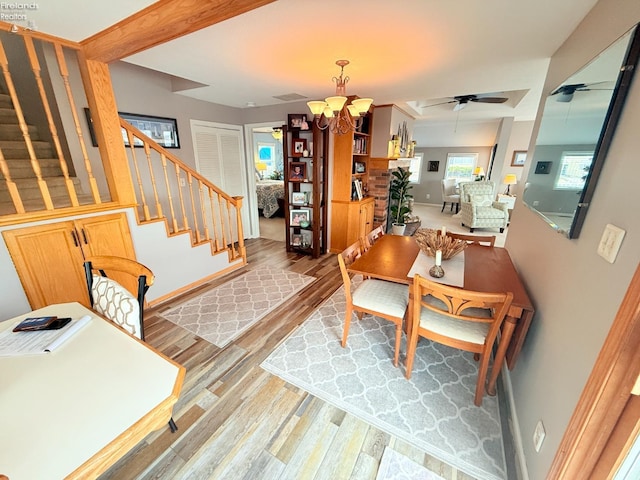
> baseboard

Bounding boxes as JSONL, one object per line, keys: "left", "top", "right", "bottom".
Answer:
{"left": 501, "top": 364, "right": 530, "bottom": 480}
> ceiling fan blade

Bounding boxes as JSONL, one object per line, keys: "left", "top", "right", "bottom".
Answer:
{"left": 472, "top": 96, "right": 508, "bottom": 104}
{"left": 424, "top": 99, "right": 458, "bottom": 108}
{"left": 453, "top": 102, "right": 468, "bottom": 112}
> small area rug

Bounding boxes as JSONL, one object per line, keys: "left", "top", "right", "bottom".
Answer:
{"left": 376, "top": 447, "right": 446, "bottom": 480}
{"left": 261, "top": 284, "right": 506, "bottom": 480}
{"left": 161, "top": 265, "right": 314, "bottom": 348}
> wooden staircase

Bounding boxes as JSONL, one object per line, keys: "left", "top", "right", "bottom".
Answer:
{"left": 0, "top": 92, "right": 88, "bottom": 214}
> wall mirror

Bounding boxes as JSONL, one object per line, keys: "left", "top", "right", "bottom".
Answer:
{"left": 523, "top": 24, "right": 640, "bottom": 238}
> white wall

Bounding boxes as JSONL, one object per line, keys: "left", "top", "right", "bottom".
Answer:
{"left": 505, "top": 2, "right": 640, "bottom": 478}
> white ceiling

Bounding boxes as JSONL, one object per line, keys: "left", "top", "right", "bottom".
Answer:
{"left": 24, "top": 0, "right": 599, "bottom": 146}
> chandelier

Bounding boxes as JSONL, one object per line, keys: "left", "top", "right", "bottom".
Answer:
{"left": 307, "top": 60, "right": 373, "bottom": 135}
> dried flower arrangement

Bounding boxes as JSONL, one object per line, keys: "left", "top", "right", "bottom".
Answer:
{"left": 414, "top": 228, "right": 467, "bottom": 260}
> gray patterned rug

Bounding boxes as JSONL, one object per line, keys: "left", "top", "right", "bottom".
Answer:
{"left": 161, "top": 266, "right": 315, "bottom": 348}
{"left": 376, "top": 447, "right": 446, "bottom": 480}
{"left": 261, "top": 284, "right": 507, "bottom": 480}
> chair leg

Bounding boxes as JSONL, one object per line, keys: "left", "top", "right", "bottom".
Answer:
{"left": 342, "top": 306, "right": 353, "bottom": 347}
{"left": 393, "top": 323, "right": 401, "bottom": 367}
{"left": 474, "top": 353, "right": 492, "bottom": 406}
{"left": 441, "top": 202, "right": 446, "bottom": 212}
{"left": 168, "top": 417, "right": 178, "bottom": 433}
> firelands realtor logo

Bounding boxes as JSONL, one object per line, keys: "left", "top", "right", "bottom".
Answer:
{"left": 1, "top": 2, "right": 39, "bottom": 30}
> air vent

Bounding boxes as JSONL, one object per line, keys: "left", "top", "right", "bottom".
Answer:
{"left": 273, "top": 93, "right": 308, "bottom": 102}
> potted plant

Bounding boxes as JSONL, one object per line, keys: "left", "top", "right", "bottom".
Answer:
{"left": 389, "top": 167, "right": 413, "bottom": 235}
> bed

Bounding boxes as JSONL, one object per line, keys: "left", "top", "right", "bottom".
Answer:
{"left": 256, "top": 179, "right": 285, "bottom": 218}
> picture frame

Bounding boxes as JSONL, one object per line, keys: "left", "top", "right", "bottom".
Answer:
{"left": 288, "top": 114, "right": 309, "bottom": 130}
{"left": 511, "top": 151, "right": 527, "bottom": 167}
{"left": 428, "top": 160, "right": 439, "bottom": 172}
{"left": 535, "top": 161, "right": 552, "bottom": 174}
{"left": 354, "top": 162, "right": 366, "bottom": 174}
{"left": 119, "top": 112, "right": 180, "bottom": 148}
{"left": 291, "top": 138, "right": 307, "bottom": 157}
{"left": 289, "top": 162, "right": 306, "bottom": 181}
{"left": 291, "top": 191, "right": 307, "bottom": 205}
{"left": 291, "top": 234, "right": 302, "bottom": 247}
{"left": 290, "top": 208, "right": 310, "bottom": 226}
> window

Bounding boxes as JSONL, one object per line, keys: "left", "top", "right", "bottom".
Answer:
{"left": 445, "top": 153, "right": 478, "bottom": 183}
{"left": 555, "top": 152, "right": 593, "bottom": 190}
{"left": 408, "top": 153, "right": 423, "bottom": 183}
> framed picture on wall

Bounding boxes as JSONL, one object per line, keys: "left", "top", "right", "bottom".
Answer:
{"left": 428, "top": 161, "right": 439, "bottom": 172}
{"left": 535, "top": 161, "right": 552, "bottom": 174}
{"left": 511, "top": 151, "right": 527, "bottom": 166}
{"left": 119, "top": 112, "right": 180, "bottom": 148}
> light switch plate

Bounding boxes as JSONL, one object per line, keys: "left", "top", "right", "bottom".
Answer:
{"left": 597, "top": 224, "right": 625, "bottom": 263}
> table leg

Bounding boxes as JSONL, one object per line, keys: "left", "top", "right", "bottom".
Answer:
{"left": 487, "top": 316, "right": 516, "bottom": 396}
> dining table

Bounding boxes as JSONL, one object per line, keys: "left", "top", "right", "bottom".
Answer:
{"left": 347, "top": 234, "right": 534, "bottom": 396}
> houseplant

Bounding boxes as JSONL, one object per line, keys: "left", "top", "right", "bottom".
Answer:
{"left": 389, "top": 167, "right": 413, "bottom": 235}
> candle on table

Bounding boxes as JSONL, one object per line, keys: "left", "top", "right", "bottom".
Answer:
{"left": 441, "top": 226, "right": 446, "bottom": 236}
{"left": 435, "top": 249, "right": 442, "bottom": 266}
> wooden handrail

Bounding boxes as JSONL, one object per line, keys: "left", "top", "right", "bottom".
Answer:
{"left": 119, "top": 118, "right": 245, "bottom": 262}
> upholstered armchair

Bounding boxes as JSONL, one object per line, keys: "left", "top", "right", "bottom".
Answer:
{"left": 459, "top": 181, "right": 508, "bottom": 233}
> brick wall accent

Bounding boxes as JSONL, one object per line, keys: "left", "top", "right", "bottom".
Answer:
{"left": 367, "top": 163, "right": 391, "bottom": 227}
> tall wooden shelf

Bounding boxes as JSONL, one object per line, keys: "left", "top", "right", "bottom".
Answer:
{"left": 329, "top": 117, "right": 375, "bottom": 253}
{"left": 282, "top": 122, "right": 328, "bottom": 258}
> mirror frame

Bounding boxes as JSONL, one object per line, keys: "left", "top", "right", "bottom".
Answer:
{"left": 525, "top": 24, "right": 640, "bottom": 239}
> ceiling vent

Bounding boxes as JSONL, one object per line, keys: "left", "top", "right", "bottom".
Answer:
{"left": 273, "top": 93, "right": 308, "bottom": 102}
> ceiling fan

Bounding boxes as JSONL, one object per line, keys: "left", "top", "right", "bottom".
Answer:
{"left": 427, "top": 94, "right": 509, "bottom": 111}
{"left": 550, "top": 82, "right": 611, "bottom": 102}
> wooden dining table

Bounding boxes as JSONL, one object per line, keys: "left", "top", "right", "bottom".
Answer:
{"left": 347, "top": 234, "right": 534, "bottom": 395}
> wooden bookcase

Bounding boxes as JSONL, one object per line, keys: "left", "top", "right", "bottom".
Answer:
{"left": 282, "top": 122, "right": 328, "bottom": 258}
{"left": 329, "top": 114, "right": 374, "bottom": 253}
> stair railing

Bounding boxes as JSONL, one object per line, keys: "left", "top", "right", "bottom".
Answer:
{"left": 121, "top": 119, "right": 245, "bottom": 263}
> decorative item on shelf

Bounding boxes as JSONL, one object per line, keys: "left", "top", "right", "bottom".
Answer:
{"left": 299, "top": 219, "right": 310, "bottom": 228}
{"left": 291, "top": 138, "right": 307, "bottom": 157}
{"left": 429, "top": 250, "right": 445, "bottom": 278}
{"left": 414, "top": 228, "right": 467, "bottom": 260}
{"left": 473, "top": 166, "right": 485, "bottom": 181}
{"left": 407, "top": 140, "right": 417, "bottom": 158}
{"left": 503, "top": 174, "right": 518, "bottom": 195}
{"left": 288, "top": 114, "right": 309, "bottom": 130}
{"left": 306, "top": 60, "right": 373, "bottom": 135}
{"left": 290, "top": 162, "right": 306, "bottom": 181}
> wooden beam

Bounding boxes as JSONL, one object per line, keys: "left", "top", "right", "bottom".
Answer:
{"left": 81, "top": 0, "right": 276, "bottom": 63}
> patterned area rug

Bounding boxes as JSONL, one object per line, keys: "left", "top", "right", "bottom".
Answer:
{"left": 161, "top": 266, "right": 315, "bottom": 348}
{"left": 376, "top": 447, "right": 446, "bottom": 480}
{"left": 261, "top": 284, "right": 506, "bottom": 480}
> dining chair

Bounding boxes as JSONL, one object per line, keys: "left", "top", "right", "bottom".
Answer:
{"left": 406, "top": 274, "right": 513, "bottom": 406}
{"left": 83, "top": 255, "right": 179, "bottom": 433}
{"left": 362, "top": 224, "right": 385, "bottom": 252}
{"left": 446, "top": 231, "right": 496, "bottom": 247}
{"left": 337, "top": 241, "right": 409, "bottom": 367}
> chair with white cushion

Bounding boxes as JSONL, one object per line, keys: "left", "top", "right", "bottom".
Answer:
{"left": 441, "top": 178, "right": 460, "bottom": 213}
{"left": 459, "top": 181, "right": 508, "bottom": 233}
{"left": 83, "top": 255, "right": 179, "bottom": 433}
{"left": 406, "top": 273, "right": 513, "bottom": 406}
{"left": 337, "top": 241, "right": 409, "bottom": 367}
{"left": 83, "top": 255, "right": 153, "bottom": 341}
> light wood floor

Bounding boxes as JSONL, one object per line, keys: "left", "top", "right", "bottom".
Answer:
{"left": 98, "top": 238, "right": 481, "bottom": 480}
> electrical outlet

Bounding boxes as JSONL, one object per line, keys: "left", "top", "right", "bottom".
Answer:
{"left": 179, "top": 178, "right": 186, "bottom": 187}
{"left": 426, "top": 193, "right": 430, "bottom": 200}
{"left": 533, "top": 200, "right": 539, "bottom": 207}
{"left": 533, "top": 420, "right": 546, "bottom": 452}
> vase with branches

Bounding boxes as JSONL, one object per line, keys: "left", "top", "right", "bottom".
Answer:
{"left": 389, "top": 167, "right": 413, "bottom": 234}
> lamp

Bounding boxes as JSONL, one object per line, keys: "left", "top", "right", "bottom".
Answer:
{"left": 271, "top": 128, "right": 282, "bottom": 140}
{"left": 307, "top": 60, "right": 373, "bottom": 135}
{"left": 256, "top": 162, "right": 267, "bottom": 179}
{"left": 473, "top": 167, "right": 485, "bottom": 181}
{"left": 503, "top": 174, "right": 517, "bottom": 195}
